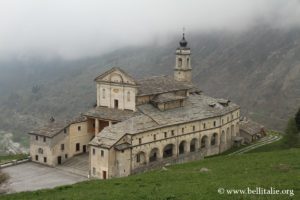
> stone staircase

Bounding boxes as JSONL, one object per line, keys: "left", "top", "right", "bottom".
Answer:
{"left": 56, "top": 153, "right": 89, "bottom": 177}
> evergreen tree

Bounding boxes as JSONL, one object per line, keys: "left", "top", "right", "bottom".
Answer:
{"left": 284, "top": 118, "right": 300, "bottom": 148}
{"left": 295, "top": 108, "right": 300, "bottom": 131}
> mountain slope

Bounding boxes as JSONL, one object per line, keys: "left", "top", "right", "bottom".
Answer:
{"left": 0, "top": 25, "right": 299, "bottom": 145}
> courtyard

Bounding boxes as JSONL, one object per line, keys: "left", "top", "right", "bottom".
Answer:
{"left": 1, "top": 162, "right": 87, "bottom": 193}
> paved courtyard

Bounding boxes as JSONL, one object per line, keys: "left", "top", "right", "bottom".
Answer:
{"left": 1, "top": 162, "right": 88, "bottom": 193}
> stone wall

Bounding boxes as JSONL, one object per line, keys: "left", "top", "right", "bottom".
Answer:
{"left": 131, "top": 150, "right": 204, "bottom": 175}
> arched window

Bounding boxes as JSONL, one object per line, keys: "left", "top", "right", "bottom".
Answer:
{"left": 38, "top": 148, "right": 43, "bottom": 154}
{"left": 102, "top": 89, "right": 106, "bottom": 99}
{"left": 127, "top": 91, "right": 130, "bottom": 102}
{"left": 179, "top": 141, "right": 187, "bottom": 154}
{"left": 190, "top": 138, "right": 198, "bottom": 152}
{"left": 201, "top": 136, "right": 208, "bottom": 149}
{"left": 211, "top": 133, "right": 218, "bottom": 146}
{"left": 178, "top": 58, "right": 182, "bottom": 67}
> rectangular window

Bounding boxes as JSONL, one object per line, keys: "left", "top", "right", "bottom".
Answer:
{"left": 65, "top": 154, "right": 68, "bottom": 159}
{"left": 153, "top": 134, "right": 156, "bottom": 140}
{"left": 92, "top": 148, "right": 95, "bottom": 155}
{"left": 35, "top": 155, "right": 38, "bottom": 161}
{"left": 93, "top": 167, "right": 96, "bottom": 175}
{"left": 64, "top": 128, "right": 67, "bottom": 134}
{"left": 203, "top": 123, "right": 206, "bottom": 129}
{"left": 222, "top": 119, "right": 224, "bottom": 125}
{"left": 213, "top": 121, "right": 216, "bottom": 127}
{"left": 193, "top": 126, "right": 195, "bottom": 131}
{"left": 61, "top": 144, "right": 65, "bottom": 151}
{"left": 78, "top": 126, "right": 81, "bottom": 131}
{"left": 44, "top": 157, "right": 47, "bottom": 163}
{"left": 164, "top": 132, "right": 167, "bottom": 138}
{"left": 43, "top": 137, "right": 46, "bottom": 142}
{"left": 101, "top": 150, "right": 104, "bottom": 157}
{"left": 171, "top": 130, "right": 175, "bottom": 136}
{"left": 76, "top": 143, "right": 80, "bottom": 151}
{"left": 136, "top": 154, "right": 140, "bottom": 163}
{"left": 139, "top": 138, "right": 142, "bottom": 144}
{"left": 35, "top": 135, "right": 38, "bottom": 141}
{"left": 182, "top": 128, "right": 184, "bottom": 133}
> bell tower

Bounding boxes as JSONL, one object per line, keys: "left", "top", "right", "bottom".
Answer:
{"left": 174, "top": 33, "right": 192, "bottom": 83}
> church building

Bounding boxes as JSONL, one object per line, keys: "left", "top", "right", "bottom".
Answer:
{"left": 28, "top": 34, "right": 241, "bottom": 179}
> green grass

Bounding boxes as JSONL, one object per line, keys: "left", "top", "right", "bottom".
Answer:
{"left": 0, "top": 154, "right": 28, "bottom": 164}
{"left": 247, "top": 131, "right": 293, "bottom": 153}
{"left": 1, "top": 149, "right": 299, "bottom": 200}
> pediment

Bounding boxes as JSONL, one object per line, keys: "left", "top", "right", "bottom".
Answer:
{"left": 94, "top": 67, "right": 137, "bottom": 85}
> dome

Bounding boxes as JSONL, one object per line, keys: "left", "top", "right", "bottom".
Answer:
{"left": 179, "top": 33, "right": 188, "bottom": 47}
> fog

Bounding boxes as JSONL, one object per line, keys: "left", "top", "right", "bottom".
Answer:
{"left": 0, "top": 0, "right": 300, "bottom": 60}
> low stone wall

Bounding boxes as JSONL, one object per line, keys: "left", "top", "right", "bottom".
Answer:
{"left": 131, "top": 150, "right": 204, "bottom": 174}
{"left": 0, "top": 157, "right": 30, "bottom": 169}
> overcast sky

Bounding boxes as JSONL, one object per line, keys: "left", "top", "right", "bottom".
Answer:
{"left": 0, "top": 0, "right": 300, "bottom": 60}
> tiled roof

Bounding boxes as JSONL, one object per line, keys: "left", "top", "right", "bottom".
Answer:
{"left": 84, "top": 106, "right": 139, "bottom": 122}
{"left": 151, "top": 93, "right": 186, "bottom": 103}
{"left": 28, "top": 115, "right": 87, "bottom": 138}
{"left": 240, "top": 120, "right": 264, "bottom": 136}
{"left": 90, "top": 94, "right": 240, "bottom": 148}
{"left": 137, "top": 75, "right": 193, "bottom": 96}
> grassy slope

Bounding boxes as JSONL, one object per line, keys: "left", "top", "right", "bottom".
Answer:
{"left": 1, "top": 149, "right": 299, "bottom": 200}
{"left": 0, "top": 154, "right": 28, "bottom": 164}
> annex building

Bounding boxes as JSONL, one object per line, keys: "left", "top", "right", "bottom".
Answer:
{"left": 29, "top": 34, "right": 241, "bottom": 179}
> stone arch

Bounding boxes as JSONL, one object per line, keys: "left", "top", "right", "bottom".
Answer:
{"left": 136, "top": 151, "right": 146, "bottom": 164}
{"left": 163, "top": 144, "right": 175, "bottom": 158}
{"left": 178, "top": 58, "right": 182, "bottom": 67}
{"left": 211, "top": 133, "right": 218, "bottom": 146}
{"left": 149, "top": 148, "right": 159, "bottom": 162}
{"left": 179, "top": 140, "right": 187, "bottom": 154}
{"left": 190, "top": 138, "right": 198, "bottom": 152}
{"left": 201, "top": 135, "right": 209, "bottom": 149}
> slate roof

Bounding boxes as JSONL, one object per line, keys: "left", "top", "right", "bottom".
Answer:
{"left": 84, "top": 106, "right": 139, "bottom": 122}
{"left": 136, "top": 75, "right": 193, "bottom": 96}
{"left": 240, "top": 120, "right": 264, "bottom": 136}
{"left": 28, "top": 115, "right": 87, "bottom": 138}
{"left": 90, "top": 94, "right": 240, "bottom": 148}
{"left": 151, "top": 93, "right": 186, "bottom": 104}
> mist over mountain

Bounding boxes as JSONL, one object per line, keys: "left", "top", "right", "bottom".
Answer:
{"left": 0, "top": 24, "right": 299, "bottom": 145}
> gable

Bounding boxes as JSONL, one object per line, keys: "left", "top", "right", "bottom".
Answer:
{"left": 94, "top": 67, "right": 137, "bottom": 85}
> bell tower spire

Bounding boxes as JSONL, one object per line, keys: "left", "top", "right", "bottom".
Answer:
{"left": 174, "top": 30, "right": 192, "bottom": 83}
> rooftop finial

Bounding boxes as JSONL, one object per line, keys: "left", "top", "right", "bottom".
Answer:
{"left": 179, "top": 27, "right": 188, "bottom": 47}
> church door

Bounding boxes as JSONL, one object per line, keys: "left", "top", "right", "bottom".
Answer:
{"left": 102, "top": 171, "right": 107, "bottom": 180}
{"left": 57, "top": 156, "right": 62, "bottom": 165}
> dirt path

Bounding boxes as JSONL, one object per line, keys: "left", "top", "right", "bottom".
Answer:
{"left": 228, "top": 134, "right": 282, "bottom": 156}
